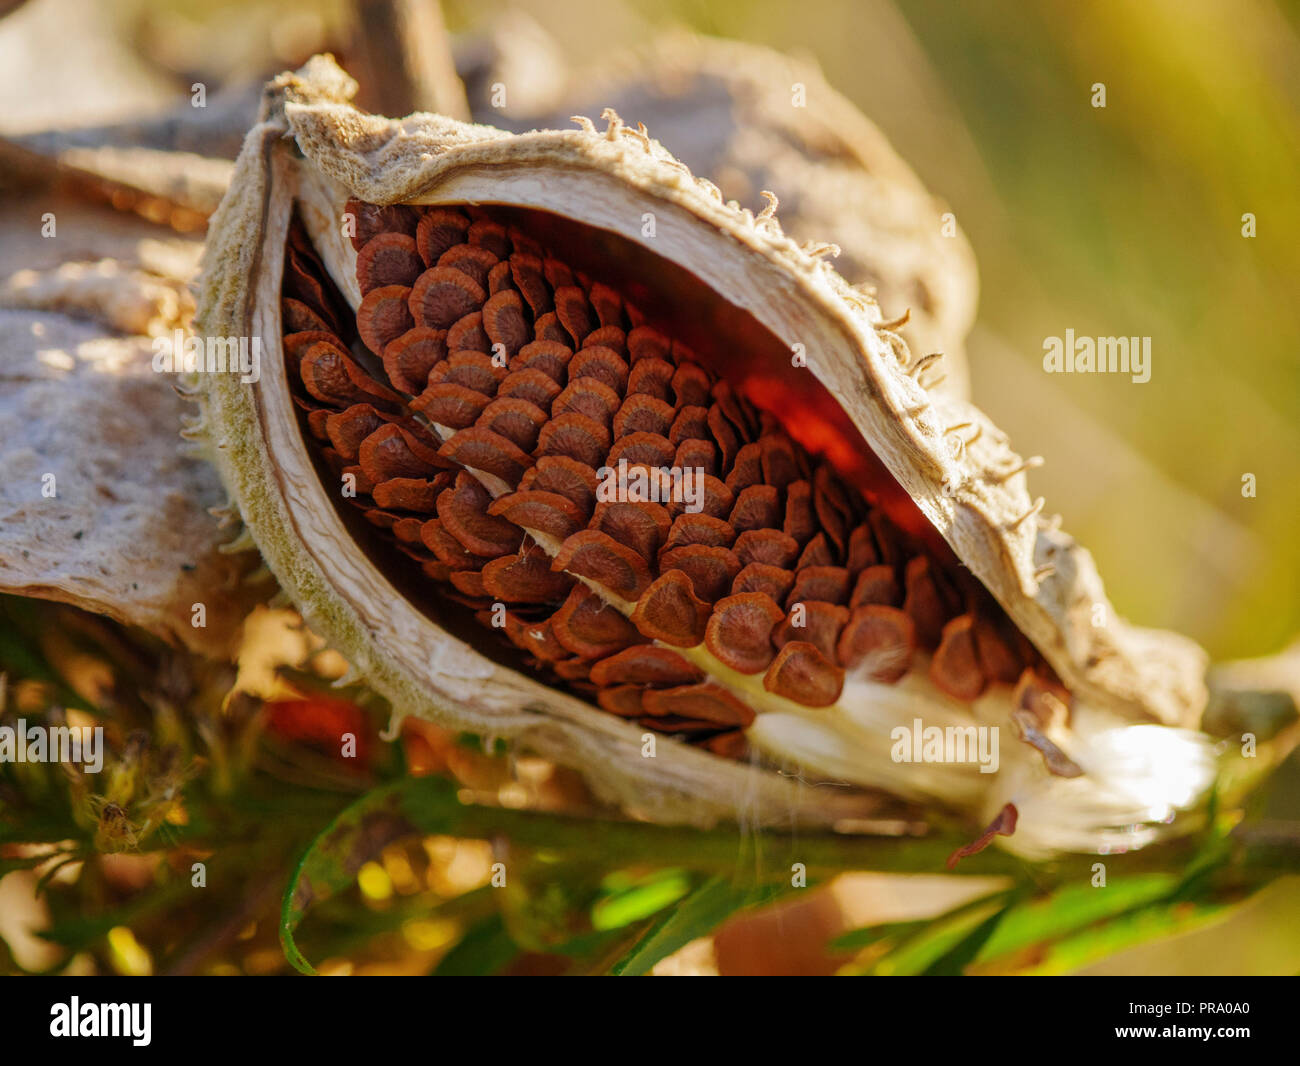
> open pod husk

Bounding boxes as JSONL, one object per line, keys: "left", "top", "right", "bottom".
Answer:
{"left": 195, "top": 56, "right": 1212, "bottom": 856}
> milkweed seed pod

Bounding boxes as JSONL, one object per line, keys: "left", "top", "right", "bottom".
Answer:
{"left": 194, "top": 56, "right": 1214, "bottom": 859}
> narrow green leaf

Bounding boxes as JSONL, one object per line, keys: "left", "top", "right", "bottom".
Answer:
{"left": 610, "top": 876, "right": 790, "bottom": 976}
{"left": 431, "top": 915, "right": 518, "bottom": 976}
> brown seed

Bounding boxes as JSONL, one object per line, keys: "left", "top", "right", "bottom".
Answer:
{"left": 512, "top": 339, "right": 573, "bottom": 383}
{"left": 642, "top": 683, "right": 755, "bottom": 727}
{"left": 438, "top": 474, "right": 522, "bottom": 557}
{"left": 614, "top": 393, "right": 675, "bottom": 437}
{"left": 413, "top": 382, "right": 492, "bottom": 429}
{"left": 732, "top": 562, "right": 795, "bottom": 603}
{"left": 597, "top": 685, "right": 647, "bottom": 718}
{"left": 764, "top": 641, "right": 845, "bottom": 707}
{"left": 773, "top": 601, "right": 849, "bottom": 661}
{"left": 608, "top": 432, "right": 675, "bottom": 469}
{"left": 733, "top": 529, "right": 799, "bottom": 569}
{"left": 409, "top": 266, "right": 485, "bottom": 328}
{"left": 552, "top": 529, "right": 652, "bottom": 600}
{"left": 356, "top": 232, "right": 423, "bottom": 294}
{"left": 664, "top": 513, "right": 735, "bottom": 551}
{"left": 488, "top": 490, "right": 586, "bottom": 540}
{"left": 356, "top": 285, "right": 415, "bottom": 356}
{"left": 903, "top": 555, "right": 957, "bottom": 649}
{"left": 428, "top": 350, "right": 505, "bottom": 394}
{"left": 554, "top": 285, "right": 595, "bottom": 344}
{"left": 446, "top": 311, "right": 491, "bottom": 353}
{"left": 837, "top": 604, "right": 915, "bottom": 681}
{"left": 552, "top": 585, "right": 643, "bottom": 659}
{"left": 476, "top": 396, "right": 549, "bottom": 451}
{"left": 438, "top": 426, "right": 533, "bottom": 483}
{"left": 553, "top": 377, "right": 621, "bottom": 426}
{"left": 535, "top": 412, "right": 611, "bottom": 467}
{"left": 705, "top": 592, "right": 784, "bottom": 675}
{"left": 480, "top": 545, "right": 574, "bottom": 604}
{"left": 347, "top": 199, "right": 418, "bottom": 249}
{"left": 631, "top": 570, "right": 711, "bottom": 646}
{"left": 669, "top": 405, "right": 711, "bottom": 444}
{"left": 325, "top": 404, "right": 386, "bottom": 460}
{"left": 438, "top": 244, "right": 498, "bottom": 290}
{"left": 498, "top": 367, "right": 562, "bottom": 410}
{"left": 659, "top": 544, "right": 741, "bottom": 604}
{"left": 589, "top": 645, "right": 705, "bottom": 687}
{"left": 786, "top": 565, "right": 851, "bottom": 608}
{"left": 930, "top": 614, "right": 987, "bottom": 702}
{"left": 482, "top": 289, "right": 530, "bottom": 357}
{"left": 415, "top": 208, "right": 471, "bottom": 266}
{"left": 520, "top": 456, "right": 600, "bottom": 513}
{"left": 382, "top": 327, "right": 446, "bottom": 394}
{"left": 850, "top": 564, "right": 900, "bottom": 608}
{"left": 372, "top": 477, "right": 441, "bottom": 512}
{"left": 591, "top": 501, "right": 670, "bottom": 561}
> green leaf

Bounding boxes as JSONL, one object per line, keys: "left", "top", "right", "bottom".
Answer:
{"left": 431, "top": 915, "right": 518, "bottom": 976}
{"left": 609, "top": 876, "right": 792, "bottom": 976}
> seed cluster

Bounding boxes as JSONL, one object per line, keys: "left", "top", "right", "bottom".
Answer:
{"left": 280, "top": 201, "right": 1045, "bottom": 756}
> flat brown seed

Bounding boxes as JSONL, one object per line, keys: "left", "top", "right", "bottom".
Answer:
{"left": 357, "top": 285, "right": 415, "bottom": 356}
{"left": 480, "top": 546, "right": 575, "bottom": 604}
{"left": 412, "top": 382, "right": 492, "bottom": 429}
{"left": 482, "top": 290, "right": 529, "bottom": 357}
{"left": 382, "top": 327, "right": 447, "bottom": 394}
{"left": 773, "top": 601, "right": 849, "bottom": 660}
{"left": 764, "top": 642, "right": 845, "bottom": 707}
{"left": 498, "top": 367, "right": 562, "bottom": 409}
{"left": 569, "top": 346, "right": 630, "bottom": 395}
{"left": 850, "top": 564, "right": 900, "bottom": 607}
{"left": 591, "top": 501, "right": 670, "bottom": 561}
{"left": 837, "top": 604, "right": 915, "bottom": 682}
{"left": 520, "top": 456, "right": 599, "bottom": 513}
{"left": 535, "top": 412, "right": 611, "bottom": 468}
{"left": 903, "top": 555, "right": 958, "bottom": 649}
{"left": 704, "top": 592, "right": 784, "bottom": 675}
{"left": 446, "top": 312, "right": 491, "bottom": 353}
{"left": 733, "top": 529, "right": 800, "bottom": 568}
{"left": 553, "top": 377, "right": 620, "bottom": 426}
{"left": 630, "top": 570, "right": 712, "bottom": 646}
{"left": 409, "top": 267, "right": 485, "bottom": 328}
{"left": 511, "top": 339, "right": 573, "bottom": 383}
{"left": 732, "top": 562, "right": 795, "bottom": 603}
{"left": 356, "top": 232, "right": 423, "bottom": 294}
{"left": 930, "top": 615, "right": 988, "bottom": 701}
{"left": 552, "top": 529, "right": 651, "bottom": 600}
{"left": 438, "top": 474, "right": 523, "bottom": 556}
{"left": 476, "top": 396, "right": 549, "bottom": 451}
{"left": 641, "top": 683, "right": 756, "bottom": 727}
{"left": 439, "top": 426, "right": 533, "bottom": 483}
{"left": 596, "top": 685, "right": 647, "bottom": 718}
{"left": 589, "top": 646, "right": 705, "bottom": 687}
{"left": 552, "top": 585, "right": 644, "bottom": 659}
{"left": 438, "top": 244, "right": 498, "bottom": 290}
{"left": 658, "top": 544, "right": 741, "bottom": 603}
{"left": 554, "top": 285, "right": 595, "bottom": 345}
{"left": 487, "top": 490, "right": 586, "bottom": 540}
{"left": 415, "top": 208, "right": 471, "bottom": 266}
{"left": 613, "top": 393, "right": 675, "bottom": 437}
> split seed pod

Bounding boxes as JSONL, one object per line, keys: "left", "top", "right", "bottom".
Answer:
{"left": 195, "top": 57, "right": 1213, "bottom": 859}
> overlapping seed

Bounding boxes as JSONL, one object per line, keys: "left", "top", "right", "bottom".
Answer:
{"left": 279, "top": 202, "right": 1052, "bottom": 757}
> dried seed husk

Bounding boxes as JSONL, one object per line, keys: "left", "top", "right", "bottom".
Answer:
{"left": 195, "top": 57, "right": 1211, "bottom": 850}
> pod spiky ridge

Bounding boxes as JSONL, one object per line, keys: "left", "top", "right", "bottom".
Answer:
{"left": 280, "top": 200, "right": 1058, "bottom": 754}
